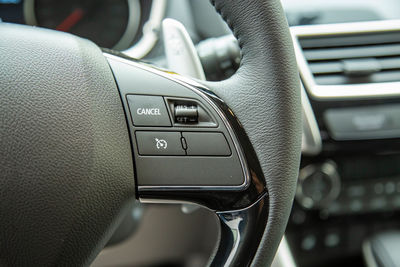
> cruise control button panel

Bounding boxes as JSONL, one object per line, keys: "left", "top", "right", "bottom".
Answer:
{"left": 136, "top": 131, "right": 185, "bottom": 155}
{"left": 127, "top": 95, "right": 171, "bottom": 126}
{"left": 107, "top": 57, "right": 246, "bottom": 187}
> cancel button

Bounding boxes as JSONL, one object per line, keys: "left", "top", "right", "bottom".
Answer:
{"left": 127, "top": 95, "right": 171, "bottom": 126}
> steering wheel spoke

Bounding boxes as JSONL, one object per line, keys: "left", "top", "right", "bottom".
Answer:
{"left": 105, "top": 53, "right": 266, "bottom": 212}
{"left": 102, "top": 52, "right": 274, "bottom": 266}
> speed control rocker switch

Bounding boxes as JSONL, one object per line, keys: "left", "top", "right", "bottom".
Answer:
{"left": 135, "top": 131, "right": 231, "bottom": 157}
{"left": 182, "top": 132, "right": 231, "bottom": 156}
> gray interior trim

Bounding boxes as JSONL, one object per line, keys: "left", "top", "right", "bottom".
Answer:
{"left": 91, "top": 205, "right": 218, "bottom": 267}
{"left": 291, "top": 19, "right": 400, "bottom": 99}
{"left": 113, "top": 0, "right": 142, "bottom": 50}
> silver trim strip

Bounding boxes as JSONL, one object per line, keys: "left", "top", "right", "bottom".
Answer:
{"left": 215, "top": 192, "right": 268, "bottom": 267}
{"left": 217, "top": 212, "right": 243, "bottom": 267}
{"left": 271, "top": 237, "right": 297, "bottom": 267}
{"left": 123, "top": 0, "right": 167, "bottom": 59}
{"left": 301, "top": 83, "right": 322, "bottom": 155}
{"left": 23, "top": 0, "right": 36, "bottom": 26}
{"left": 291, "top": 20, "right": 400, "bottom": 99}
{"left": 362, "top": 240, "right": 378, "bottom": 267}
{"left": 104, "top": 53, "right": 251, "bottom": 191}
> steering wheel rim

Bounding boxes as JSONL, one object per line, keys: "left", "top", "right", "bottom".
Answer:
{"left": 206, "top": 1, "right": 301, "bottom": 265}
{"left": 0, "top": 0, "right": 301, "bottom": 266}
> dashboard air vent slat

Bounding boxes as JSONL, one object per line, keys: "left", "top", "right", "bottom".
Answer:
{"left": 303, "top": 44, "right": 400, "bottom": 61}
{"left": 315, "top": 70, "right": 400, "bottom": 85}
{"left": 309, "top": 56, "right": 400, "bottom": 74}
{"left": 299, "top": 32, "right": 400, "bottom": 85}
{"left": 299, "top": 32, "right": 400, "bottom": 48}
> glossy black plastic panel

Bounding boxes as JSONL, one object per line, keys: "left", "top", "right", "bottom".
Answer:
{"left": 212, "top": 193, "right": 269, "bottom": 267}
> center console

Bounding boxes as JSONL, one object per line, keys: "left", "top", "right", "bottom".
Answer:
{"left": 288, "top": 20, "right": 400, "bottom": 267}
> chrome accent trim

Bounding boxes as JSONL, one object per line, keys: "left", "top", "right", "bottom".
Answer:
{"left": 291, "top": 20, "right": 400, "bottom": 99}
{"left": 362, "top": 240, "right": 378, "bottom": 267}
{"left": 23, "top": 0, "right": 36, "bottom": 26}
{"left": 138, "top": 198, "right": 197, "bottom": 205}
{"left": 213, "top": 192, "right": 268, "bottom": 267}
{"left": 104, "top": 53, "right": 251, "bottom": 191}
{"left": 123, "top": 0, "right": 167, "bottom": 58}
{"left": 272, "top": 237, "right": 297, "bottom": 267}
{"left": 301, "top": 83, "right": 322, "bottom": 155}
{"left": 216, "top": 214, "right": 242, "bottom": 267}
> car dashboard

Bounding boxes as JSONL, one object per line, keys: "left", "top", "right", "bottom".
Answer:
{"left": 2, "top": 0, "right": 400, "bottom": 267}
{"left": 288, "top": 20, "right": 400, "bottom": 267}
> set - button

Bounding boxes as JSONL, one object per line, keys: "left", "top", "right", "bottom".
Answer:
{"left": 182, "top": 132, "right": 231, "bottom": 156}
{"left": 135, "top": 131, "right": 231, "bottom": 156}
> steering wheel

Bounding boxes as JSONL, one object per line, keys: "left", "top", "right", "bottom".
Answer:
{"left": 0, "top": 0, "right": 301, "bottom": 266}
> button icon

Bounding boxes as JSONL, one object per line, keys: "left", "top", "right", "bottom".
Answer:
{"left": 155, "top": 138, "right": 168, "bottom": 150}
{"left": 136, "top": 131, "right": 185, "bottom": 155}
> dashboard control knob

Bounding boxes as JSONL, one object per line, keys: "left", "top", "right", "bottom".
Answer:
{"left": 296, "top": 161, "right": 341, "bottom": 209}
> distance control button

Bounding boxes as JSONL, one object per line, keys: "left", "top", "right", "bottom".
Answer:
{"left": 127, "top": 95, "right": 171, "bottom": 126}
{"left": 182, "top": 132, "right": 231, "bottom": 156}
{"left": 136, "top": 131, "right": 185, "bottom": 156}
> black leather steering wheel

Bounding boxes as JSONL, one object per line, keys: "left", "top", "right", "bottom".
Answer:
{"left": 0, "top": 0, "right": 301, "bottom": 266}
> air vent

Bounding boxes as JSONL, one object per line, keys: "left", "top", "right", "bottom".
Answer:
{"left": 299, "top": 32, "right": 400, "bottom": 85}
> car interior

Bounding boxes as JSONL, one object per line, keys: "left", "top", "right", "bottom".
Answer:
{"left": 1, "top": 0, "right": 400, "bottom": 266}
